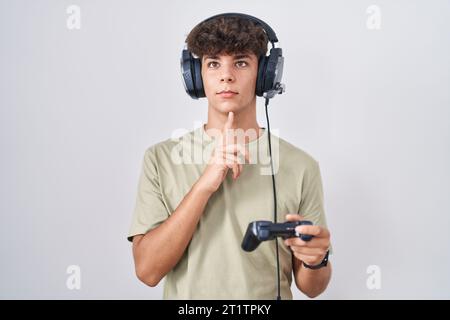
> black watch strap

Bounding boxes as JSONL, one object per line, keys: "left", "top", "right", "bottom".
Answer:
{"left": 303, "top": 250, "right": 329, "bottom": 270}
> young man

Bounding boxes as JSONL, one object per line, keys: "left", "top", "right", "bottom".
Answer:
{"left": 127, "top": 14, "right": 332, "bottom": 299}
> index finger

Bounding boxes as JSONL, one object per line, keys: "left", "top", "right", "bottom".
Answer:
{"left": 295, "top": 225, "right": 329, "bottom": 238}
{"left": 221, "top": 111, "right": 234, "bottom": 147}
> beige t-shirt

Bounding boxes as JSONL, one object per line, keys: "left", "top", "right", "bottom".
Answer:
{"left": 127, "top": 125, "right": 331, "bottom": 299}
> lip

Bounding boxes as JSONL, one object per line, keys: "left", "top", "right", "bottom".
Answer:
{"left": 217, "top": 91, "right": 238, "bottom": 98}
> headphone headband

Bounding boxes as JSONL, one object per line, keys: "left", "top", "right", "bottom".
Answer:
{"left": 198, "top": 12, "right": 279, "bottom": 45}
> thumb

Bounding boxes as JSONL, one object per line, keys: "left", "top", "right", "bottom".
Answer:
{"left": 285, "top": 214, "right": 304, "bottom": 222}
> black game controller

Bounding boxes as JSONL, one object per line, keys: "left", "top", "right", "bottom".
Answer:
{"left": 241, "top": 220, "right": 314, "bottom": 252}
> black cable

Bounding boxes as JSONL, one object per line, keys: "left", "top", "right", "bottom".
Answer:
{"left": 264, "top": 97, "right": 281, "bottom": 300}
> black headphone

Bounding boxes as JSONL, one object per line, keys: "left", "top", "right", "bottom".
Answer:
{"left": 180, "top": 12, "right": 285, "bottom": 100}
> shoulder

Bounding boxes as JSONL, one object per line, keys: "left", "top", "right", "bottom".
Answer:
{"left": 143, "top": 128, "right": 198, "bottom": 162}
{"left": 277, "top": 135, "right": 320, "bottom": 173}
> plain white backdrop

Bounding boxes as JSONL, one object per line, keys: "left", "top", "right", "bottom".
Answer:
{"left": 1, "top": 0, "right": 449, "bottom": 299}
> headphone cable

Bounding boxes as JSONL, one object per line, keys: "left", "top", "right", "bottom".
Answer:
{"left": 264, "top": 97, "right": 281, "bottom": 300}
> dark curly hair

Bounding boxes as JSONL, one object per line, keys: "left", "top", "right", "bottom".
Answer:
{"left": 185, "top": 15, "right": 269, "bottom": 60}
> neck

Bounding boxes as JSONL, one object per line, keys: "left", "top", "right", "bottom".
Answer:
{"left": 204, "top": 98, "right": 263, "bottom": 143}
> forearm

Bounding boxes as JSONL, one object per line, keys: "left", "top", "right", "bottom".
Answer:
{"left": 133, "top": 181, "right": 212, "bottom": 286}
{"left": 294, "top": 257, "right": 332, "bottom": 298}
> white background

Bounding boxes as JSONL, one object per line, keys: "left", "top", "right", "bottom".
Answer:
{"left": 1, "top": 0, "right": 449, "bottom": 299}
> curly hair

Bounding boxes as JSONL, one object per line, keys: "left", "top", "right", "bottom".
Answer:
{"left": 185, "top": 15, "right": 269, "bottom": 60}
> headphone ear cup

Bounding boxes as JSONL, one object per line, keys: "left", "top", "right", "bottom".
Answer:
{"left": 181, "top": 50, "right": 196, "bottom": 99}
{"left": 263, "top": 48, "right": 283, "bottom": 94}
{"left": 256, "top": 55, "right": 268, "bottom": 97}
{"left": 181, "top": 50, "right": 205, "bottom": 99}
{"left": 192, "top": 57, "right": 205, "bottom": 98}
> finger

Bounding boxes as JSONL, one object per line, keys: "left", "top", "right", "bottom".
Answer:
{"left": 287, "top": 245, "right": 327, "bottom": 256}
{"left": 222, "top": 112, "right": 234, "bottom": 146}
{"left": 223, "top": 144, "right": 250, "bottom": 164}
{"left": 213, "top": 151, "right": 236, "bottom": 166}
{"left": 285, "top": 237, "right": 329, "bottom": 251}
{"left": 231, "top": 154, "right": 240, "bottom": 179}
{"left": 222, "top": 154, "right": 239, "bottom": 179}
{"left": 222, "top": 144, "right": 243, "bottom": 154}
{"left": 284, "top": 236, "right": 324, "bottom": 247}
{"left": 222, "top": 154, "right": 246, "bottom": 180}
{"left": 293, "top": 253, "right": 321, "bottom": 265}
{"left": 223, "top": 153, "right": 239, "bottom": 165}
{"left": 285, "top": 214, "right": 305, "bottom": 222}
{"left": 284, "top": 237, "right": 310, "bottom": 247}
{"left": 224, "top": 111, "right": 234, "bottom": 130}
{"left": 296, "top": 225, "right": 329, "bottom": 238}
{"left": 225, "top": 154, "right": 239, "bottom": 179}
{"left": 233, "top": 163, "right": 242, "bottom": 179}
{"left": 225, "top": 161, "right": 239, "bottom": 179}
{"left": 233, "top": 162, "right": 240, "bottom": 179}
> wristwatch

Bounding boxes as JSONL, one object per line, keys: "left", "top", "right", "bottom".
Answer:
{"left": 302, "top": 250, "right": 330, "bottom": 270}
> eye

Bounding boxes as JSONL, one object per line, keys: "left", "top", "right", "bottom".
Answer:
{"left": 207, "top": 61, "right": 219, "bottom": 68}
{"left": 235, "top": 60, "right": 248, "bottom": 68}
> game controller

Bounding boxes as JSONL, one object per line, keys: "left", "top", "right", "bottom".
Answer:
{"left": 241, "top": 220, "right": 314, "bottom": 252}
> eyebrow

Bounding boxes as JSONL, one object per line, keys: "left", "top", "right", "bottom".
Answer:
{"left": 204, "top": 55, "right": 219, "bottom": 61}
{"left": 204, "top": 54, "right": 252, "bottom": 61}
{"left": 233, "top": 54, "right": 251, "bottom": 60}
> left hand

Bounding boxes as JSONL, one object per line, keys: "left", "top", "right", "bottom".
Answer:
{"left": 283, "top": 214, "right": 331, "bottom": 266}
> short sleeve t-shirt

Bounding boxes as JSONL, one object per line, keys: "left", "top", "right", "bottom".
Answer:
{"left": 127, "top": 125, "right": 331, "bottom": 299}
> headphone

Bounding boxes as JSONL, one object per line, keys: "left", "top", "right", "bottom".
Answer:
{"left": 180, "top": 12, "right": 286, "bottom": 100}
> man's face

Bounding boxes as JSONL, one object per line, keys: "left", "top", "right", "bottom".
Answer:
{"left": 201, "top": 52, "right": 258, "bottom": 114}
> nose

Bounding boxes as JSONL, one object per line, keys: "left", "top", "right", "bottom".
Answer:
{"left": 220, "top": 65, "right": 235, "bottom": 83}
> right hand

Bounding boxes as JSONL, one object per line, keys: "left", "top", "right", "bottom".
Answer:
{"left": 196, "top": 112, "right": 250, "bottom": 194}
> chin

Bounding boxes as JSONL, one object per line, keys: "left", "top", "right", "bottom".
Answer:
{"left": 212, "top": 99, "right": 249, "bottom": 114}
{"left": 210, "top": 101, "right": 237, "bottom": 113}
